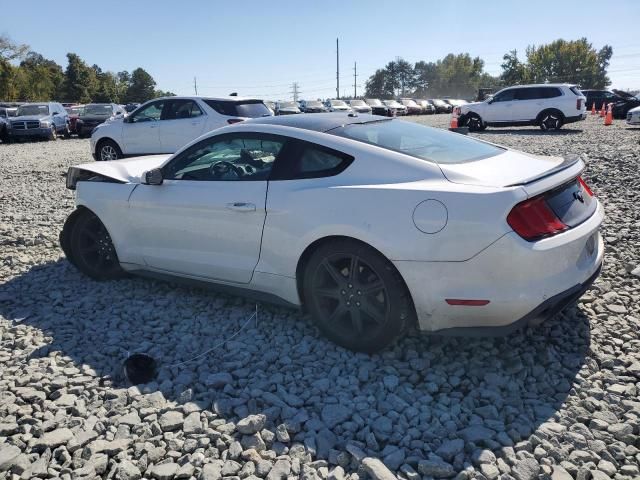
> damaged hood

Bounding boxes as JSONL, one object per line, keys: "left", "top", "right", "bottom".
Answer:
{"left": 74, "top": 155, "right": 171, "bottom": 183}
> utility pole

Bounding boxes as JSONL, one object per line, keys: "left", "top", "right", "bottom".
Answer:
{"left": 290, "top": 82, "right": 300, "bottom": 102}
{"left": 353, "top": 62, "right": 357, "bottom": 98}
{"left": 336, "top": 38, "right": 340, "bottom": 99}
{"left": 193, "top": 77, "right": 198, "bottom": 96}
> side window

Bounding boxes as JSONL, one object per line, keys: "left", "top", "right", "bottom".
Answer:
{"left": 163, "top": 100, "right": 203, "bottom": 120}
{"left": 541, "top": 88, "right": 562, "bottom": 98}
{"left": 163, "top": 134, "right": 284, "bottom": 181}
{"left": 515, "top": 88, "right": 539, "bottom": 100}
{"left": 493, "top": 89, "right": 516, "bottom": 102}
{"left": 272, "top": 140, "right": 354, "bottom": 180}
{"left": 130, "top": 101, "right": 164, "bottom": 123}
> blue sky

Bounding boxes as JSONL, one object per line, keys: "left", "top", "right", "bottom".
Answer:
{"left": 2, "top": 0, "right": 639, "bottom": 100}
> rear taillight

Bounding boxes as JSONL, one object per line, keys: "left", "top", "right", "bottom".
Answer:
{"left": 576, "top": 99, "right": 582, "bottom": 110}
{"left": 578, "top": 176, "right": 593, "bottom": 196}
{"left": 507, "top": 196, "right": 567, "bottom": 241}
{"left": 227, "top": 118, "right": 243, "bottom": 124}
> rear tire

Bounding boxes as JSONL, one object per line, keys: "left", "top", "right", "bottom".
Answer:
{"left": 97, "top": 139, "right": 122, "bottom": 161}
{"left": 538, "top": 110, "right": 564, "bottom": 131}
{"left": 67, "top": 209, "right": 125, "bottom": 281}
{"left": 302, "top": 239, "right": 413, "bottom": 353}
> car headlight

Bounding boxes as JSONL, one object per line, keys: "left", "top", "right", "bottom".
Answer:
{"left": 40, "top": 121, "right": 51, "bottom": 127}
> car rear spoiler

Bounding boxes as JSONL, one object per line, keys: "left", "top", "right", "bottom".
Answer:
{"left": 505, "top": 154, "right": 582, "bottom": 187}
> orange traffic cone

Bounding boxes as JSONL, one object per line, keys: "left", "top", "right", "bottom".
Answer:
{"left": 599, "top": 102, "right": 606, "bottom": 117}
{"left": 591, "top": 102, "right": 596, "bottom": 115}
{"left": 449, "top": 113, "right": 459, "bottom": 129}
{"left": 604, "top": 103, "right": 613, "bottom": 126}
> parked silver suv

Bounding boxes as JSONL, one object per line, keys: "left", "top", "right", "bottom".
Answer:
{"left": 9, "top": 102, "right": 70, "bottom": 140}
{"left": 457, "top": 84, "right": 586, "bottom": 131}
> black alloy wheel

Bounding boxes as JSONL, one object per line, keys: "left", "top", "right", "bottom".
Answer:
{"left": 303, "top": 239, "right": 412, "bottom": 352}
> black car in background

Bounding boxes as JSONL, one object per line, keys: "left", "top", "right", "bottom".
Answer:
{"left": 76, "top": 103, "right": 125, "bottom": 138}
{"left": 429, "top": 99, "right": 452, "bottom": 113}
{"left": 299, "top": 100, "right": 327, "bottom": 113}
{"left": 582, "top": 89, "right": 640, "bottom": 119}
{"left": 365, "top": 98, "right": 392, "bottom": 116}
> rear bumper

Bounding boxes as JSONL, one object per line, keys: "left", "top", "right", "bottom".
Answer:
{"left": 565, "top": 113, "right": 587, "bottom": 124}
{"left": 394, "top": 202, "right": 604, "bottom": 333}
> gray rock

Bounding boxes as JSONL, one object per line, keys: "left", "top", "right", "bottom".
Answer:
{"left": 222, "top": 460, "right": 242, "bottom": 476}
{"left": 418, "top": 457, "right": 455, "bottom": 478}
{"left": 34, "top": 427, "right": 74, "bottom": 449}
{"left": 205, "top": 372, "right": 233, "bottom": 388}
{"left": 459, "top": 426, "right": 495, "bottom": 443}
{"left": 266, "top": 459, "right": 291, "bottom": 480}
{"left": 321, "top": 404, "right": 351, "bottom": 428}
{"left": 183, "top": 411, "right": 202, "bottom": 434}
{"left": 480, "top": 463, "right": 500, "bottom": 480}
{"left": 201, "top": 462, "right": 222, "bottom": 480}
{"left": 118, "top": 460, "right": 142, "bottom": 480}
{"left": 436, "top": 439, "right": 464, "bottom": 462}
{"left": 148, "top": 462, "right": 179, "bottom": 480}
{"left": 512, "top": 458, "right": 540, "bottom": 480}
{"left": 237, "top": 414, "right": 267, "bottom": 435}
{"left": 361, "top": 457, "right": 397, "bottom": 480}
{"left": 0, "top": 445, "right": 21, "bottom": 471}
{"left": 159, "top": 411, "right": 184, "bottom": 431}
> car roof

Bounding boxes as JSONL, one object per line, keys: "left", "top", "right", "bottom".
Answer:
{"left": 244, "top": 112, "right": 389, "bottom": 133}
{"left": 503, "top": 83, "right": 575, "bottom": 88}
{"left": 154, "top": 95, "right": 262, "bottom": 102}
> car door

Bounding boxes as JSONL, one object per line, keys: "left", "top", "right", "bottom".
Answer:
{"left": 483, "top": 88, "right": 516, "bottom": 123}
{"left": 121, "top": 100, "right": 165, "bottom": 154}
{"left": 126, "top": 132, "right": 286, "bottom": 283}
{"left": 159, "top": 99, "right": 207, "bottom": 152}
{"left": 511, "top": 87, "right": 541, "bottom": 122}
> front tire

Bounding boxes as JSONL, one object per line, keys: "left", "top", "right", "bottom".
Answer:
{"left": 538, "top": 110, "right": 564, "bottom": 131}
{"left": 466, "top": 113, "right": 486, "bottom": 131}
{"left": 49, "top": 125, "right": 57, "bottom": 141}
{"left": 303, "top": 239, "right": 413, "bottom": 353}
{"left": 97, "top": 139, "right": 122, "bottom": 161}
{"left": 67, "top": 209, "right": 124, "bottom": 280}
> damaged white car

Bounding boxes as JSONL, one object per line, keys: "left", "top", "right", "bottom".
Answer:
{"left": 61, "top": 113, "right": 604, "bottom": 352}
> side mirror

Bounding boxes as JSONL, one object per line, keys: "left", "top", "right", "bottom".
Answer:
{"left": 143, "top": 168, "right": 163, "bottom": 185}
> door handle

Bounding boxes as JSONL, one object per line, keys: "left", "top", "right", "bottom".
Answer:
{"left": 226, "top": 202, "right": 256, "bottom": 212}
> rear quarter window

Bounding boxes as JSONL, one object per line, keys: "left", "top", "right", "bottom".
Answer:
{"left": 204, "top": 100, "right": 271, "bottom": 118}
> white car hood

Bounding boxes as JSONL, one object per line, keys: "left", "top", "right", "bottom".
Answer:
{"left": 438, "top": 149, "right": 581, "bottom": 189}
{"left": 75, "top": 155, "right": 171, "bottom": 183}
{"left": 629, "top": 106, "right": 640, "bottom": 113}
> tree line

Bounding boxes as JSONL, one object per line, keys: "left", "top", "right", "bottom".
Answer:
{"left": 0, "top": 35, "right": 174, "bottom": 104}
{"left": 365, "top": 38, "right": 613, "bottom": 99}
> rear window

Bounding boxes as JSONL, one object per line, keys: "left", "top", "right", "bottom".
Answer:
{"left": 331, "top": 119, "right": 504, "bottom": 165}
{"left": 204, "top": 100, "right": 271, "bottom": 118}
{"left": 569, "top": 87, "right": 582, "bottom": 96}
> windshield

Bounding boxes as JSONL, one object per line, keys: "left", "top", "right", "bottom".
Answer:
{"left": 84, "top": 104, "right": 113, "bottom": 116}
{"left": 305, "top": 101, "right": 322, "bottom": 107}
{"left": 350, "top": 100, "right": 366, "bottom": 106}
{"left": 383, "top": 100, "right": 401, "bottom": 107}
{"left": 431, "top": 99, "right": 445, "bottom": 106}
{"left": 331, "top": 119, "right": 504, "bottom": 165}
{"left": 366, "top": 99, "right": 382, "bottom": 106}
{"left": 279, "top": 102, "right": 297, "bottom": 108}
{"left": 65, "top": 106, "right": 82, "bottom": 115}
{"left": 402, "top": 100, "right": 418, "bottom": 106}
{"left": 17, "top": 104, "right": 49, "bottom": 116}
{"left": 330, "top": 100, "right": 347, "bottom": 106}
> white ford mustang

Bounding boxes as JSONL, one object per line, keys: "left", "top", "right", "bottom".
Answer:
{"left": 61, "top": 113, "right": 604, "bottom": 352}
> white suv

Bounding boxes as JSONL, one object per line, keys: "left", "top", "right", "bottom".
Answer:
{"left": 457, "top": 84, "right": 586, "bottom": 131}
{"left": 90, "top": 96, "right": 271, "bottom": 161}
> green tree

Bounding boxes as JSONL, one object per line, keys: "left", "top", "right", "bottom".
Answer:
{"left": 62, "top": 53, "right": 98, "bottom": 102}
{"left": 125, "top": 68, "right": 156, "bottom": 103}
{"left": 500, "top": 50, "right": 529, "bottom": 85}
{"left": 364, "top": 69, "right": 391, "bottom": 98}
{"left": 501, "top": 38, "right": 613, "bottom": 88}
{"left": 17, "top": 52, "right": 64, "bottom": 101}
{"left": 0, "top": 35, "right": 29, "bottom": 101}
{"left": 413, "top": 61, "right": 438, "bottom": 97}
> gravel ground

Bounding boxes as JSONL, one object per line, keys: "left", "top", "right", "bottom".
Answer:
{"left": 0, "top": 115, "right": 639, "bottom": 480}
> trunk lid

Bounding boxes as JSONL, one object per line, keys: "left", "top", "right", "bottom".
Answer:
{"left": 438, "top": 149, "right": 584, "bottom": 193}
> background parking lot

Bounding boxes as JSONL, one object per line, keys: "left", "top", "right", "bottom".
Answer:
{"left": 0, "top": 117, "right": 639, "bottom": 479}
